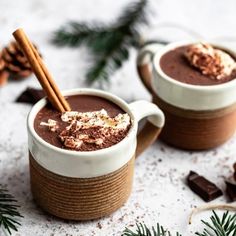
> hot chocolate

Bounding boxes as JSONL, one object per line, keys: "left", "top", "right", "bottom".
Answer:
{"left": 34, "top": 95, "right": 131, "bottom": 151}
{"left": 160, "top": 43, "right": 236, "bottom": 85}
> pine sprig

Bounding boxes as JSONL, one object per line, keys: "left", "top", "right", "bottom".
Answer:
{"left": 0, "top": 187, "right": 23, "bottom": 235}
{"left": 86, "top": 39, "right": 130, "bottom": 82}
{"left": 52, "top": 0, "right": 149, "bottom": 83}
{"left": 195, "top": 211, "right": 236, "bottom": 236}
{"left": 52, "top": 22, "right": 107, "bottom": 47}
{"left": 122, "top": 223, "right": 182, "bottom": 236}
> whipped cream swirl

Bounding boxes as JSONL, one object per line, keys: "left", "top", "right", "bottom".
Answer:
{"left": 185, "top": 43, "right": 236, "bottom": 80}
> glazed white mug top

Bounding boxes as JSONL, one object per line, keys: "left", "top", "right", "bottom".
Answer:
{"left": 137, "top": 41, "right": 236, "bottom": 111}
{"left": 27, "top": 88, "right": 165, "bottom": 178}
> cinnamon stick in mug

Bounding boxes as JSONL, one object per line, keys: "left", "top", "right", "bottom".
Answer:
{"left": 13, "top": 28, "right": 71, "bottom": 112}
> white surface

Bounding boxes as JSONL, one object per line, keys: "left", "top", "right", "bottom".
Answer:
{"left": 139, "top": 41, "right": 236, "bottom": 110}
{"left": 0, "top": 0, "right": 236, "bottom": 235}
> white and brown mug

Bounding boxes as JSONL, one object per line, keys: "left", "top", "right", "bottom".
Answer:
{"left": 137, "top": 41, "right": 236, "bottom": 150}
{"left": 27, "top": 88, "right": 165, "bottom": 220}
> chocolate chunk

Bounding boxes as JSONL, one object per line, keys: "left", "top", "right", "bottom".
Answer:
{"left": 187, "top": 171, "right": 223, "bottom": 202}
{"left": 16, "top": 87, "right": 45, "bottom": 104}
{"left": 226, "top": 182, "right": 236, "bottom": 202}
{"left": 225, "top": 176, "right": 236, "bottom": 186}
{"left": 225, "top": 176, "right": 236, "bottom": 201}
{"left": 233, "top": 163, "right": 236, "bottom": 181}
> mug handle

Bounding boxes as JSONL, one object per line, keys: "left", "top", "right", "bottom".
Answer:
{"left": 129, "top": 100, "right": 165, "bottom": 157}
{"left": 137, "top": 42, "right": 165, "bottom": 94}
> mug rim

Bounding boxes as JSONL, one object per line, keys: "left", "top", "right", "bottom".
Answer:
{"left": 27, "top": 88, "right": 137, "bottom": 158}
{"left": 153, "top": 40, "right": 236, "bottom": 91}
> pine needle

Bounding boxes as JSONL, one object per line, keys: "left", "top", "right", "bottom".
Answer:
{"left": 122, "top": 222, "right": 182, "bottom": 236}
{"left": 195, "top": 210, "right": 236, "bottom": 236}
{"left": 0, "top": 187, "right": 23, "bottom": 235}
{"left": 52, "top": 22, "right": 107, "bottom": 47}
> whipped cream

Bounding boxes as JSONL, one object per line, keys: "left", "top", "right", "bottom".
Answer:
{"left": 40, "top": 109, "right": 131, "bottom": 150}
{"left": 40, "top": 119, "right": 58, "bottom": 132}
{"left": 61, "top": 109, "right": 130, "bottom": 130}
{"left": 185, "top": 43, "right": 236, "bottom": 80}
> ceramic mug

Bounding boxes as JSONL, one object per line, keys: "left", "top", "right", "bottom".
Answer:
{"left": 137, "top": 41, "right": 236, "bottom": 150}
{"left": 27, "top": 88, "right": 165, "bottom": 220}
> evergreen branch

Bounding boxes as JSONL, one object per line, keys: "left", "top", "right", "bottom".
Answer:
{"left": 52, "top": 21, "right": 107, "bottom": 47}
{"left": 86, "top": 46, "right": 129, "bottom": 82}
{"left": 52, "top": 0, "right": 149, "bottom": 83}
{"left": 195, "top": 211, "right": 236, "bottom": 236}
{"left": 122, "top": 223, "right": 182, "bottom": 236}
{"left": 0, "top": 187, "right": 23, "bottom": 235}
{"left": 117, "top": 0, "right": 148, "bottom": 30}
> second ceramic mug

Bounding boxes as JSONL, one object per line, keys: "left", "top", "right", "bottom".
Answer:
{"left": 27, "top": 88, "right": 165, "bottom": 220}
{"left": 137, "top": 41, "right": 236, "bottom": 150}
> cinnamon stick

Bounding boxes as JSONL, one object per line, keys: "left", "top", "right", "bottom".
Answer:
{"left": 13, "top": 28, "right": 71, "bottom": 112}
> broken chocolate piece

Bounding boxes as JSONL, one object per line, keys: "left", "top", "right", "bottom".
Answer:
{"left": 187, "top": 171, "right": 223, "bottom": 202}
{"left": 225, "top": 176, "right": 236, "bottom": 201}
{"left": 16, "top": 87, "right": 45, "bottom": 104}
{"left": 233, "top": 163, "right": 236, "bottom": 181}
{"left": 226, "top": 182, "right": 236, "bottom": 202}
{"left": 225, "top": 176, "right": 236, "bottom": 186}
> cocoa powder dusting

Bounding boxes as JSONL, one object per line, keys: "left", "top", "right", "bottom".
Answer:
{"left": 35, "top": 95, "right": 131, "bottom": 152}
{"left": 59, "top": 126, "right": 130, "bottom": 151}
{"left": 160, "top": 45, "right": 236, "bottom": 85}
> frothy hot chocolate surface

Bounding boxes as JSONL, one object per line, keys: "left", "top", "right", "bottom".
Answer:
{"left": 160, "top": 44, "right": 236, "bottom": 85}
{"left": 34, "top": 95, "right": 131, "bottom": 151}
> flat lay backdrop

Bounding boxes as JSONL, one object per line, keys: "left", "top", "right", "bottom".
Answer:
{"left": 0, "top": 0, "right": 236, "bottom": 235}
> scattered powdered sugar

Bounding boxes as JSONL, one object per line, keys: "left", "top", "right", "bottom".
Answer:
{"left": 185, "top": 42, "right": 236, "bottom": 80}
{"left": 40, "top": 109, "right": 131, "bottom": 151}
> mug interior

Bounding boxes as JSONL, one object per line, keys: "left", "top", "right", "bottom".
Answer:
{"left": 27, "top": 88, "right": 137, "bottom": 157}
{"left": 153, "top": 41, "right": 236, "bottom": 91}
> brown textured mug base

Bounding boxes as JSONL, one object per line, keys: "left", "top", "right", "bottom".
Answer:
{"left": 29, "top": 153, "right": 134, "bottom": 220}
{"left": 153, "top": 95, "right": 236, "bottom": 150}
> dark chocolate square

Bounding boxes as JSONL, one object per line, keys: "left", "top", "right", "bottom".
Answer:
{"left": 187, "top": 171, "right": 223, "bottom": 202}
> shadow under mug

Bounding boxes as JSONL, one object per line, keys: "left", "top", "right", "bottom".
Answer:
{"left": 27, "top": 88, "right": 165, "bottom": 220}
{"left": 137, "top": 41, "right": 236, "bottom": 150}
